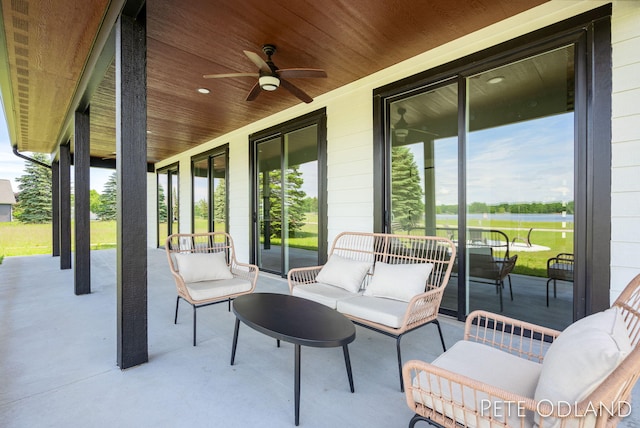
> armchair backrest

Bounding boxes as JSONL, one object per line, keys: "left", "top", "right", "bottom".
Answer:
{"left": 165, "top": 232, "right": 237, "bottom": 276}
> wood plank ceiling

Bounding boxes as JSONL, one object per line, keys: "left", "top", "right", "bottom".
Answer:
{"left": 1, "top": 0, "right": 547, "bottom": 164}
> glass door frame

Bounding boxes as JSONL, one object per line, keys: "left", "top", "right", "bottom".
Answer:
{"left": 156, "top": 163, "right": 179, "bottom": 248}
{"left": 373, "top": 7, "right": 612, "bottom": 321}
{"left": 249, "top": 108, "right": 328, "bottom": 276}
{"left": 191, "top": 145, "right": 229, "bottom": 233}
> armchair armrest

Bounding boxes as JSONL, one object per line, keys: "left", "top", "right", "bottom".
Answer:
{"left": 230, "top": 260, "right": 259, "bottom": 286}
{"left": 402, "top": 287, "right": 446, "bottom": 331}
{"left": 287, "top": 265, "right": 324, "bottom": 293}
{"left": 464, "top": 310, "right": 561, "bottom": 362}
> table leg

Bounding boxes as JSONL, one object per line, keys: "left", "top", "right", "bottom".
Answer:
{"left": 295, "top": 344, "right": 301, "bottom": 426}
{"left": 342, "top": 345, "right": 355, "bottom": 393}
{"left": 230, "top": 318, "right": 240, "bottom": 365}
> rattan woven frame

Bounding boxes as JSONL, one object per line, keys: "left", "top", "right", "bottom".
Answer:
{"left": 288, "top": 231, "right": 457, "bottom": 391}
{"left": 165, "top": 232, "right": 258, "bottom": 346}
{"left": 403, "top": 273, "right": 640, "bottom": 428}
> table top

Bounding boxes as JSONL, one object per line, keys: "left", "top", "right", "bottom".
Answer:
{"left": 233, "top": 293, "right": 356, "bottom": 348}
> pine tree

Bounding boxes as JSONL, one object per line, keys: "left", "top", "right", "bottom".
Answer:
{"left": 96, "top": 172, "right": 117, "bottom": 220}
{"left": 391, "top": 146, "right": 424, "bottom": 234}
{"left": 158, "top": 185, "right": 168, "bottom": 222}
{"left": 213, "top": 178, "right": 226, "bottom": 224}
{"left": 14, "top": 153, "right": 52, "bottom": 223}
{"left": 265, "top": 166, "right": 307, "bottom": 238}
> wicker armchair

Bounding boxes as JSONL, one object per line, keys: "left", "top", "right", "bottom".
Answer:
{"left": 165, "top": 232, "right": 258, "bottom": 346}
{"left": 403, "top": 273, "right": 640, "bottom": 428}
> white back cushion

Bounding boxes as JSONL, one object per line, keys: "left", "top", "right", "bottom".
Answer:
{"left": 175, "top": 251, "right": 233, "bottom": 283}
{"left": 363, "top": 261, "right": 433, "bottom": 302}
{"left": 534, "top": 307, "right": 632, "bottom": 427}
{"left": 315, "top": 254, "right": 371, "bottom": 293}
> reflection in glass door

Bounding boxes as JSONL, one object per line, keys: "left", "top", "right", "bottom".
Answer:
{"left": 192, "top": 151, "right": 227, "bottom": 233}
{"left": 157, "top": 166, "right": 179, "bottom": 247}
{"left": 465, "top": 46, "right": 575, "bottom": 328}
{"left": 255, "top": 125, "right": 320, "bottom": 275}
{"left": 384, "top": 45, "right": 577, "bottom": 330}
{"left": 389, "top": 82, "right": 459, "bottom": 312}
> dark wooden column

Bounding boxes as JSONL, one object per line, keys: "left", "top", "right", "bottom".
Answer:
{"left": 74, "top": 109, "right": 91, "bottom": 295}
{"left": 59, "top": 143, "right": 72, "bottom": 270}
{"left": 115, "top": 12, "right": 148, "bottom": 369}
{"left": 52, "top": 161, "right": 60, "bottom": 257}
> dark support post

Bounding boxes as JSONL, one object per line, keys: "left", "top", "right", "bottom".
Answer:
{"left": 59, "top": 144, "right": 72, "bottom": 270}
{"left": 115, "top": 12, "right": 148, "bottom": 369}
{"left": 74, "top": 109, "right": 91, "bottom": 295}
{"left": 52, "top": 161, "right": 60, "bottom": 257}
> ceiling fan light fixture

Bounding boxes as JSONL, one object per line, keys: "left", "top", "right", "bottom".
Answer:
{"left": 259, "top": 75, "right": 280, "bottom": 91}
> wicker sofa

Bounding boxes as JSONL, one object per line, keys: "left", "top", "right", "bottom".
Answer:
{"left": 403, "top": 273, "right": 640, "bottom": 428}
{"left": 288, "top": 231, "right": 456, "bottom": 391}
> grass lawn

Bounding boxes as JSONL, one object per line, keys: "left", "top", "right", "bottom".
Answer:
{"left": 0, "top": 220, "right": 117, "bottom": 257}
{"left": 1, "top": 214, "right": 571, "bottom": 278}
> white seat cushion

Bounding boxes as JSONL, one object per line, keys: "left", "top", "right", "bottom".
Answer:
{"left": 185, "top": 277, "right": 252, "bottom": 301}
{"left": 336, "top": 295, "right": 408, "bottom": 328}
{"left": 413, "top": 340, "right": 542, "bottom": 428}
{"left": 292, "top": 282, "right": 359, "bottom": 309}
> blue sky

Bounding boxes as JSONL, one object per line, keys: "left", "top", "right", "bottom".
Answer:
{"left": 0, "top": 116, "right": 113, "bottom": 193}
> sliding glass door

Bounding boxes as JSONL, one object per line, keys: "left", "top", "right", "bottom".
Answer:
{"left": 373, "top": 15, "right": 612, "bottom": 330}
{"left": 252, "top": 110, "right": 326, "bottom": 276}
{"left": 157, "top": 164, "right": 179, "bottom": 247}
{"left": 192, "top": 148, "right": 228, "bottom": 233}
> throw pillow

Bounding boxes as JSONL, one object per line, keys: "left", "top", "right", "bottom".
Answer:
{"left": 175, "top": 251, "right": 234, "bottom": 283}
{"left": 363, "top": 261, "right": 434, "bottom": 302}
{"left": 534, "top": 307, "right": 631, "bottom": 427}
{"left": 315, "top": 254, "right": 372, "bottom": 293}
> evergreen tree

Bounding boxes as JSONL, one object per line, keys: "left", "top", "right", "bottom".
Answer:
{"left": 263, "top": 166, "right": 307, "bottom": 238}
{"left": 213, "top": 178, "right": 226, "bottom": 223}
{"left": 96, "top": 172, "right": 117, "bottom": 220}
{"left": 14, "top": 153, "right": 52, "bottom": 223}
{"left": 391, "top": 146, "right": 424, "bottom": 234}
{"left": 158, "top": 185, "right": 168, "bottom": 222}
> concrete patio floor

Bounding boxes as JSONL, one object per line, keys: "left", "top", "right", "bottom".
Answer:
{"left": 1, "top": 249, "right": 638, "bottom": 428}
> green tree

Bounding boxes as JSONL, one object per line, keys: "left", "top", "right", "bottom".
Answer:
{"left": 194, "top": 199, "right": 208, "bottom": 219}
{"left": 391, "top": 146, "right": 423, "bottom": 233}
{"left": 158, "top": 185, "right": 168, "bottom": 222}
{"left": 213, "top": 178, "right": 226, "bottom": 223}
{"left": 96, "top": 172, "right": 117, "bottom": 220}
{"left": 14, "top": 153, "right": 52, "bottom": 223}
{"left": 90, "top": 189, "right": 102, "bottom": 214}
{"left": 263, "top": 167, "right": 307, "bottom": 238}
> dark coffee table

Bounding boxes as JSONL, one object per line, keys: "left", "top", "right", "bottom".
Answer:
{"left": 230, "top": 292, "right": 356, "bottom": 426}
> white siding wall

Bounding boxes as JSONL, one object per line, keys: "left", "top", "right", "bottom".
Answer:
{"left": 152, "top": 1, "right": 640, "bottom": 300}
{"left": 610, "top": 1, "right": 640, "bottom": 301}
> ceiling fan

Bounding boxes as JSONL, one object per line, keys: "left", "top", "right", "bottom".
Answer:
{"left": 393, "top": 107, "right": 439, "bottom": 142}
{"left": 203, "top": 44, "right": 327, "bottom": 104}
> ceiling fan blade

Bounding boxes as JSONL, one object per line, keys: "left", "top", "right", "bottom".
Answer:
{"left": 203, "top": 72, "right": 258, "bottom": 79}
{"left": 243, "top": 50, "right": 271, "bottom": 73}
{"left": 246, "top": 81, "right": 262, "bottom": 101}
{"left": 409, "top": 128, "right": 439, "bottom": 137}
{"left": 280, "top": 78, "right": 313, "bottom": 104}
{"left": 277, "top": 68, "right": 327, "bottom": 79}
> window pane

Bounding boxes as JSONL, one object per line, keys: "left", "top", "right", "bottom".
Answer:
{"left": 466, "top": 46, "right": 574, "bottom": 329}
{"left": 212, "top": 154, "right": 226, "bottom": 232}
{"left": 157, "top": 172, "right": 169, "bottom": 246}
{"left": 389, "top": 82, "right": 459, "bottom": 311}
{"left": 193, "top": 158, "right": 209, "bottom": 233}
